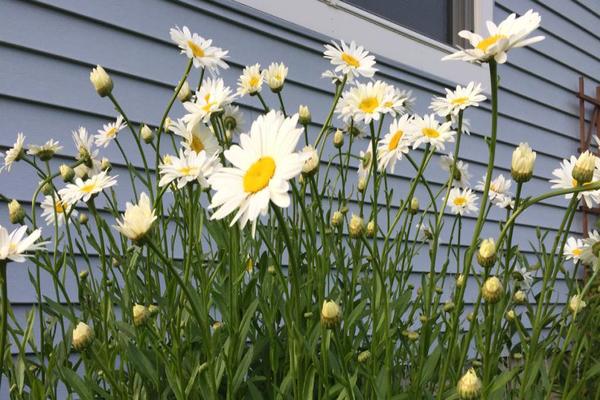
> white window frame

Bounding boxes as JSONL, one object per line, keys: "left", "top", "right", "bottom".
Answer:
{"left": 234, "top": 0, "right": 493, "bottom": 88}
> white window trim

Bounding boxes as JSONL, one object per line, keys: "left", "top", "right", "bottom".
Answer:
{"left": 234, "top": 0, "right": 493, "bottom": 89}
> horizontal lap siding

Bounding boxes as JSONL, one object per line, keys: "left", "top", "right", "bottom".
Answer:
{"left": 0, "top": 0, "right": 597, "bottom": 360}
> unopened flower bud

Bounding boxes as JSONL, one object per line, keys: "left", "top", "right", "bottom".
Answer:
{"left": 331, "top": 210, "right": 344, "bottom": 227}
{"left": 79, "top": 213, "right": 89, "bottom": 225}
{"left": 409, "top": 197, "right": 419, "bottom": 214}
{"left": 466, "top": 312, "right": 474, "bottom": 322}
{"left": 267, "top": 265, "right": 276, "bottom": 275}
{"left": 511, "top": 143, "right": 536, "bottom": 183}
{"left": 79, "top": 270, "right": 89, "bottom": 280}
{"left": 366, "top": 220, "right": 376, "bottom": 238}
{"left": 176, "top": 81, "right": 192, "bottom": 102}
{"left": 302, "top": 145, "right": 319, "bottom": 176}
{"left": 572, "top": 151, "right": 596, "bottom": 185}
{"left": 59, "top": 164, "right": 75, "bottom": 182}
{"left": 513, "top": 290, "right": 526, "bottom": 304}
{"left": 456, "top": 274, "right": 466, "bottom": 288}
{"left": 148, "top": 305, "right": 159, "bottom": 316}
{"left": 133, "top": 304, "right": 150, "bottom": 327}
{"left": 164, "top": 117, "right": 172, "bottom": 131}
{"left": 457, "top": 368, "right": 481, "bottom": 400}
{"left": 321, "top": 300, "right": 341, "bottom": 328}
{"left": 8, "top": 199, "right": 25, "bottom": 224}
{"left": 482, "top": 276, "right": 504, "bottom": 304}
{"left": 298, "top": 105, "right": 311, "bottom": 125}
{"left": 505, "top": 309, "right": 516, "bottom": 322}
{"left": 568, "top": 294, "right": 586, "bottom": 315}
{"left": 477, "top": 238, "right": 496, "bottom": 268}
{"left": 403, "top": 330, "right": 419, "bottom": 341}
{"left": 357, "top": 350, "right": 371, "bottom": 363}
{"left": 100, "top": 158, "right": 111, "bottom": 172}
{"left": 357, "top": 177, "right": 367, "bottom": 193}
{"left": 348, "top": 214, "right": 364, "bottom": 238}
{"left": 419, "top": 315, "right": 428, "bottom": 323}
{"left": 72, "top": 322, "right": 94, "bottom": 351}
{"left": 41, "top": 182, "right": 53, "bottom": 196}
{"left": 512, "top": 352, "right": 523, "bottom": 360}
{"left": 333, "top": 130, "right": 344, "bottom": 148}
{"left": 141, "top": 124, "right": 154, "bottom": 144}
{"left": 89, "top": 65, "right": 113, "bottom": 97}
{"left": 443, "top": 301, "right": 455, "bottom": 313}
{"left": 212, "top": 321, "right": 224, "bottom": 331}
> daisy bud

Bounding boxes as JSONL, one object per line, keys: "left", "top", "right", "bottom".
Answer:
{"left": 89, "top": 65, "right": 113, "bottom": 97}
{"left": 357, "top": 177, "right": 367, "bottom": 193}
{"left": 298, "top": 105, "right": 311, "bottom": 125}
{"left": 41, "top": 182, "right": 53, "bottom": 196}
{"left": 133, "top": 304, "right": 150, "bottom": 327}
{"left": 505, "top": 309, "right": 516, "bottom": 322}
{"left": 245, "top": 257, "right": 254, "bottom": 273}
{"left": 366, "top": 220, "right": 376, "bottom": 238}
{"left": 8, "top": 199, "right": 25, "bottom": 224}
{"left": 267, "top": 265, "right": 276, "bottom": 275}
{"left": 347, "top": 124, "right": 362, "bottom": 137}
{"left": 176, "top": 81, "right": 192, "bottom": 102}
{"left": 513, "top": 290, "right": 526, "bottom": 304}
{"left": 511, "top": 143, "right": 536, "bottom": 183}
{"left": 79, "top": 213, "right": 89, "bottom": 225}
{"left": 212, "top": 321, "right": 224, "bottom": 331}
{"left": 320, "top": 299, "right": 341, "bottom": 328}
{"left": 148, "top": 305, "right": 159, "bottom": 317}
{"left": 333, "top": 130, "right": 344, "bottom": 148}
{"left": 264, "top": 62, "right": 288, "bottom": 93}
{"left": 409, "top": 197, "right": 419, "bottom": 214}
{"left": 419, "top": 315, "right": 428, "bottom": 323}
{"left": 60, "top": 164, "right": 75, "bottom": 182}
{"left": 466, "top": 312, "right": 474, "bottom": 322}
{"left": 357, "top": 350, "right": 371, "bottom": 363}
{"left": 164, "top": 117, "right": 172, "bottom": 131}
{"left": 568, "top": 294, "right": 586, "bottom": 315}
{"left": 512, "top": 352, "right": 523, "bottom": 360}
{"left": 403, "top": 330, "right": 419, "bottom": 341}
{"left": 74, "top": 164, "right": 89, "bottom": 180}
{"left": 456, "top": 274, "right": 466, "bottom": 288}
{"left": 482, "top": 276, "right": 504, "bottom": 304}
{"left": 443, "top": 301, "right": 455, "bottom": 313}
{"left": 348, "top": 214, "right": 364, "bottom": 238}
{"left": 301, "top": 145, "right": 319, "bottom": 176}
{"left": 100, "top": 158, "right": 111, "bottom": 172}
{"left": 72, "top": 322, "right": 94, "bottom": 351}
{"left": 79, "top": 270, "right": 89, "bottom": 280}
{"left": 114, "top": 192, "right": 157, "bottom": 243}
{"left": 572, "top": 151, "right": 596, "bottom": 185}
{"left": 477, "top": 238, "right": 496, "bottom": 268}
{"left": 457, "top": 368, "right": 482, "bottom": 399}
{"left": 331, "top": 210, "right": 344, "bottom": 227}
{"left": 141, "top": 124, "right": 154, "bottom": 144}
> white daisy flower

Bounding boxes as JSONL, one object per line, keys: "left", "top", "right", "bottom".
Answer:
{"left": 72, "top": 127, "right": 99, "bottom": 162}
{"left": 440, "top": 154, "right": 471, "bottom": 188}
{"left": 476, "top": 174, "right": 513, "bottom": 208}
{"left": 264, "top": 62, "right": 288, "bottom": 92}
{"left": 550, "top": 156, "right": 600, "bottom": 209}
{"left": 357, "top": 145, "right": 373, "bottom": 180}
{"left": 0, "top": 225, "right": 46, "bottom": 263}
{"left": 338, "top": 81, "right": 390, "bottom": 124}
{"left": 447, "top": 187, "right": 479, "bottom": 216}
{"left": 94, "top": 115, "right": 127, "bottom": 148}
{"left": 183, "top": 78, "right": 235, "bottom": 125}
{"left": 27, "top": 139, "right": 63, "bottom": 160}
{"left": 114, "top": 192, "right": 157, "bottom": 242}
{"left": 564, "top": 236, "right": 584, "bottom": 262}
{"left": 158, "top": 148, "right": 220, "bottom": 189}
{"left": 222, "top": 104, "right": 244, "bottom": 135}
{"left": 1, "top": 133, "right": 25, "bottom": 173}
{"left": 430, "top": 82, "right": 487, "bottom": 117}
{"left": 416, "top": 222, "right": 434, "bottom": 242}
{"left": 41, "top": 195, "right": 77, "bottom": 227}
{"left": 581, "top": 230, "right": 600, "bottom": 266}
{"left": 381, "top": 83, "right": 412, "bottom": 117}
{"left": 323, "top": 40, "right": 377, "bottom": 79}
{"left": 322, "top": 69, "right": 347, "bottom": 85}
{"left": 377, "top": 115, "right": 412, "bottom": 173}
{"left": 452, "top": 115, "right": 471, "bottom": 135}
{"left": 208, "top": 110, "right": 306, "bottom": 233}
{"left": 514, "top": 266, "right": 533, "bottom": 290}
{"left": 237, "top": 63, "right": 263, "bottom": 96}
{"left": 169, "top": 119, "right": 220, "bottom": 156}
{"left": 443, "top": 9, "right": 545, "bottom": 64}
{"left": 59, "top": 171, "right": 118, "bottom": 206}
{"left": 169, "top": 26, "right": 229, "bottom": 73}
{"left": 411, "top": 114, "right": 455, "bottom": 151}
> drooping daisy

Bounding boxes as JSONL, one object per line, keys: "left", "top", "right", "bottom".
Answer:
{"left": 440, "top": 154, "right": 471, "bottom": 188}
{"left": 159, "top": 148, "right": 220, "bottom": 189}
{"left": 323, "top": 40, "right": 377, "bottom": 79}
{"left": 383, "top": 86, "right": 414, "bottom": 116}
{"left": 222, "top": 104, "right": 244, "bottom": 135}
{"left": 169, "top": 119, "right": 220, "bottom": 156}
{"left": 338, "top": 81, "right": 390, "bottom": 124}
{"left": 377, "top": 115, "right": 412, "bottom": 173}
{"left": 59, "top": 171, "right": 118, "bottom": 206}
{"left": 416, "top": 221, "right": 434, "bottom": 242}
{"left": 447, "top": 187, "right": 479, "bottom": 216}
{"left": 1, "top": 133, "right": 25, "bottom": 173}
{"left": 208, "top": 110, "right": 306, "bottom": 233}
{"left": 72, "top": 127, "right": 99, "bottom": 162}
{"left": 564, "top": 237, "right": 584, "bottom": 262}
{"left": 476, "top": 174, "right": 513, "bottom": 208}
{"left": 114, "top": 192, "right": 157, "bottom": 242}
{"left": 443, "top": 9, "right": 544, "bottom": 64}
{"left": 0, "top": 225, "right": 46, "bottom": 263}
{"left": 41, "top": 195, "right": 77, "bottom": 227}
{"left": 513, "top": 266, "right": 533, "bottom": 290}
{"left": 357, "top": 145, "right": 373, "bottom": 180}
{"left": 237, "top": 64, "right": 263, "bottom": 96}
{"left": 411, "top": 114, "right": 455, "bottom": 151}
{"left": 95, "top": 115, "right": 127, "bottom": 148}
{"left": 581, "top": 230, "right": 600, "bottom": 266}
{"left": 430, "top": 82, "right": 487, "bottom": 117}
{"left": 27, "top": 139, "right": 63, "bottom": 160}
{"left": 183, "top": 78, "right": 235, "bottom": 125}
{"left": 264, "top": 62, "right": 288, "bottom": 92}
{"left": 169, "top": 26, "right": 229, "bottom": 73}
{"left": 550, "top": 156, "right": 600, "bottom": 208}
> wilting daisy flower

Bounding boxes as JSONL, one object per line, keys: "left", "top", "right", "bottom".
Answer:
{"left": 452, "top": 115, "right": 471, "bottom": 135}
{"left": 1, "top": 133, "right": 25, "bottom": 173}
{"left": 264, "top": 62, "right": 288, "bottom": 92}
{"left": 430, "top": 82, "right": 486, "bottom": 117}
{"left": 338, "top": 81, "right": 390, "bottom": 124}
{"left": 0, "top": 225, "right": 46, "bottom": 263}
{"left": 416, "top": 222, "right": 434, "bottom": 242}
{"left": 440, "top": 154, "right": 471, "bottom": 188}
{"left": 159, "top": 148, "right": 221, "bottom": 189}
{"left": 381, "top": 83, "right": 412, "bottom": 116}
{"left": 208, "top": 110, "right": 306, "bottom": 233}
{"left": 447, "top": 187, "right": 479, "bottom": 216}
{"left": 581, "top": 230, "right": 600, "bottom": 266}
{"left": 59, "top": 171, "right": 118, "bottom": 206}
{"left": 443, "top": 9, "right": 544, "bottom": 64}
{"left": 183, "top": 78, "right": 235, "bottom": 125}
{"left": 513, "top": 266, "right": 533, "bottom": 290}
{"left": 72, "top": 127, "right": 99, "bottom": 162}
{"left": 564, "top": 237, "right": 584, "bottom": 262}
{"left": 357, "top": 145, "right": 373, "bottom": 180}
{"left": 476, "top": 174, "right": 513, "bottom": 208}
{"left": 222, "top": 104, "right": 244, "bottom": 135}
{"left": 322, "top": 69, "right": 346, "bottom": 85}
{"left": 377, "top": 115, "right": 412, "bottom": 173}
{"left": 411, "top": 114, "right": 455, "bottom": 151}
{"left": 169, "top": 119, "right": 219, "bottom": 156}
{"left": 169, "top": 26, "right": 228, "bottom": 73}
{"left": 41, "top": 195, "right": 77, "bottom": 227}
{"left": 114, "top": 192, "right": 157, "bottom": 242}
{"left": 95, "top": 115, "right": 127, "bottom": 148}
{"left": 237, "top": 64, "right": 263, "bottom": 96}
{"left": 323, "top": 40, "right": 376, "bottom": 79}
{"left": 27, "top": 139, "right": 63, "bottom": 160}
{"left": 550, "top": 156, "right": 600, "bottom": 208}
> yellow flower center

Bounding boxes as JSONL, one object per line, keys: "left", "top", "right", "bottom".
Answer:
{"left": 453, "top": 196, "right": 467, "bottom": 207}
{"left": 187, "top": 40, "right": 205, "bottom": 58}
{"left": 105, "top": 127, "right": 117, "bottom": 138}
{"left": 422, "top": 127, "right": 440, "bottom": 138}
{"left": 388, "top": 130, "right": 403, "bottom": 150}
{"left": 341, "top": 52, "right": 360, "bottom": 68}
{"left": 572, "top": 248, "right": 582, "bottom": 256}
{"left": 359, "top": 97, "right": 379, "bottom": 113}
{"left": 54, "top": 201, "right": 65, "bottom": 214}
{"left": 451, "top": 96, "right": 469, "bottom": 105}
{"left": 80, "top": 183, "right": 97, "bottom": 194}
{"left": 8, "top": 243, "right": 17, "bottom": 253}
{"left": 190, "top": 135, "right": 205, "bottom": 153}
{"left": 476, "top": 34, "right": 506, "bottom": 51}
{"left": 249, "top": 75, "right": 260, "bottom": 88}
{"left": 202, "top": 94, "right": 216, "bottom": 113}
{"left": 178, "top": 166, "right": 196, "bottom": 176}
{"left": 243, "top": 157, "right": 276, "bottom": 193}
{"left": 572, "top": 178, "right": 591, "bottom": 187}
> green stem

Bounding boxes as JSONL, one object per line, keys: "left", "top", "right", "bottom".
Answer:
{"left": 0, "top": 262, "right": 7, "bottom": 378}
